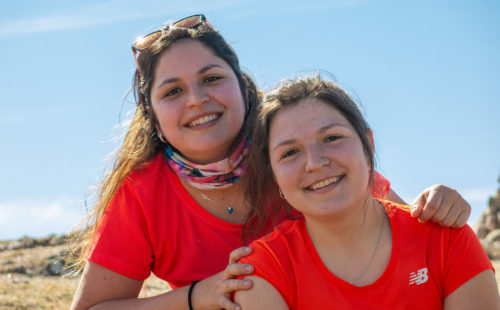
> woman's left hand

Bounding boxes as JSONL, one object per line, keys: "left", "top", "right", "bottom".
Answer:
{"left": 410, "top": 184, "right": 471, "bottom": 228}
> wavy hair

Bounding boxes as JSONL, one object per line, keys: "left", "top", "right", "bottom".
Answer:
{"left": 70, "top": 23, "right": 261, "bottom": 272}
{"left": 244, "top": 74, "right": 375, "bottom": 234}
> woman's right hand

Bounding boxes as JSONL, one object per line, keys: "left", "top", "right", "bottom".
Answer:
{"left": 190, "top": 246, "right": 254, "bottom": 310}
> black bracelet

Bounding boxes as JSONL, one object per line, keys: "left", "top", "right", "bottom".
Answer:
{"left": 188, "top": 280, "right": 199, "bottom": 310}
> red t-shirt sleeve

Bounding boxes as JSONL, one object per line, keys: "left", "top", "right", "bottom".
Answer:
{"left": 372, "top": 171, "right": 391, "bottom": 199}
{"left": 441, "top": 224, "right": 494, "bottom": 297}
{"left": 238, "top": 238, "right": 293, "bottom": 305}
{"left": 88, "top": 180, "right": 154, "bottom": 280}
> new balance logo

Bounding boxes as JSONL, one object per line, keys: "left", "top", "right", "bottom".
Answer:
{"left": 409, "top": 268, "right": 429, "bottom": 285}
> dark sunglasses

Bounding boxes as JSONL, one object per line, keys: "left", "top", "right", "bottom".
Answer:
{"left": 132, "top": 14, "right": 212, "bottom": 73}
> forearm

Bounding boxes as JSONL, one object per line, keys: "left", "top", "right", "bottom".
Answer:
{"left": 89, "top": 286, "right": 190, "bottom": 310}
{"left": 385, "top": 188, "right": 406, "bottom": 204}
{"left": 71, "top": 262, "right": 191, "bottom": 310}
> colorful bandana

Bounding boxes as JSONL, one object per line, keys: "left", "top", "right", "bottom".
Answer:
{"left": 164, "top": 137, "right": 251, "bottom": 189}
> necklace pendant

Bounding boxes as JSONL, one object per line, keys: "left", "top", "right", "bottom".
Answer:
{"left": 227, "top": 206, "right": 234, "bottom": 214}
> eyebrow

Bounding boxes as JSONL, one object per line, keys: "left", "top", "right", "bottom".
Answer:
{"left": 271, "top": 122, "right": 348, "bottom": 151}
{"left": 156, "top": 64, "right": 224, "bottom": 90}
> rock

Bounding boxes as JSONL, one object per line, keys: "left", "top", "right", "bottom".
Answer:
{"left": 6, "top": 240, "right": 24, "bottom": 251}
{"left": 474, "top": 210, "right": 490, "bottom": 239}
{"left": 0, "top": 234, "right": 68, "bottom": 252}
{"left": 485, "top": 229, "right": 500, "bottom": 243}
{"left": 474, "top": 177, "right": 500, "bottom": 258}
{"left": 45, "top": 258, "right": 70, "bottom": 276}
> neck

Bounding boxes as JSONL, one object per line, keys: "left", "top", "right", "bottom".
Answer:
{"left": 179, "top": 177, "right": 250, "bottom": 224}
{"left": 304, "top": 197, "right": 392, "bottom": 286}
{"left": 307, "top": 197, "right": 382, "bottom": 244}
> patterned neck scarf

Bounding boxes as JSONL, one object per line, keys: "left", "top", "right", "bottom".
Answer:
{"left": 164, "top": 137, "right": 251, "bottom": 189}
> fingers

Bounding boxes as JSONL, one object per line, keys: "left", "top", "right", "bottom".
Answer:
{"left": 418, "top": 185, "right": 447, "bottom": 223}
{"left": 216, "top": 279, "right": 253, "bottom": 310}
{"left": 221, "top": 278, "right": 253, "bottom": 291}
{"left": 229, "top": 246, "right": 253, "bottom": 264}
{"left": 412, "top": 184, "right": 471, "bottom": 228}
{"left": 453, "top": 209, "right": 470, "bottom": 228}
{"left": 410, "top": 192, "right": 427, "bottom": 218}
{"left": 193, "top": 272, "right": 253, "bottom": 310}
{"left": 224, "top": 263, "right": 254, "bottom": 279}
{"left": 219, "top": 295, "right": 243, "bottom": 310}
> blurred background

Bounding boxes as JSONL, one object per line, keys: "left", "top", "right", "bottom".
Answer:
{"left": 1, "top": 0, "right": 499, "bottom": 239}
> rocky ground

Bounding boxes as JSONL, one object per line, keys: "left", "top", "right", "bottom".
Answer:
{"left": 0, "top": 234, "right": 499, "bottom": 309}
{"left": 0, "top": 235, "right": 169, "bottom": 309}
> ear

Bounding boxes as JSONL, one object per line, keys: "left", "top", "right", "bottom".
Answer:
{"left": 242, "top": 75, "right": 250, "bottom": 103}
{"left": 367, "top": 128, "right": 375, "bottom": 155}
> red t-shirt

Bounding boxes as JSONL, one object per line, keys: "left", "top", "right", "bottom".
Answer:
{"left": 239, "top": 201, "right": 493, "bottom": 309}
{"left": 88, "top": 152, "right": 391, "bottom": 289}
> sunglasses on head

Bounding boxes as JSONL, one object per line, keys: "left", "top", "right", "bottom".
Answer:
{"left": 132, "top": 14, "right": 212, "bottom": 73}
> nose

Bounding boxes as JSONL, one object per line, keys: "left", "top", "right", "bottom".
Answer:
{"left": 304, "top": 145, "right": 330, "bottom": 173}
{"left": 186, "top": 84, "right": 209, "bottom": 108}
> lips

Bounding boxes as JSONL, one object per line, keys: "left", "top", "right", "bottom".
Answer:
{"left": 307, "top": 176, "right": 342, "bottom": 190}
{"left": 186, "top": 113, "right": 221, "bottom": 128}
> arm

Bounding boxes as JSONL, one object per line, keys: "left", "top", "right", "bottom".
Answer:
{"left": 443, "top": 270, "right": 500, "bottom": 310}
{"left": 235, "top": 276, "right": 289, "bottom": 310}
{"left": 71, "top": 247, "right": 254, "bottom": 310}
{"left": 386, "top": 188, "right": 406, "bottom": 204}
{"left": 388, "top": 185, "right": 471, "bottom": 227}
{"left": 71, "top": 261, "right": 188, "bottom": 310}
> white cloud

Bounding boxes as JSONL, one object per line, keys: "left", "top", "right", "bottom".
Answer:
{"left": 0, "top": 197, "right": 86, "bottom": 240}
{"left": 461, "top": 188, "right": 496, "bottom": 204}
{"left": 0, "top": 0, "right": 248, "bottom": 37}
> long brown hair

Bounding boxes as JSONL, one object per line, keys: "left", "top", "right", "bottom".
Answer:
{"left": 70, "top": 23, "right": 260, "bottom": 272}
{"left": 244, "top": 74, "right": 375, "bottom": 234}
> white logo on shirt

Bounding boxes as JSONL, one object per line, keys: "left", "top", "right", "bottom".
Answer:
{"left": 409, "top": 268, "right": 428, "bottom": 285}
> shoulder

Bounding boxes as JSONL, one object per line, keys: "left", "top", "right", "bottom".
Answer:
{"left": 126, "top": 152, "right": 170, "bottom": 185}
{"left": 120, "top": 152, "right": 182, "bottom": 198}
{"left": 254, "top": 219, "right": 303, "bottom": 247}
{"left": 382, "top": 200, "right": 429, "bottom": 228}
{"left": 242, "top": 219, "right": 303, "bottom": 266}
{"left": 238, "top": 220, "right": 302, "bottom": 307}
{"left": 109, "top": 152, "right": 179, "bottom": 213}
{"left": 380, "top": 200, "right": 446, "bottom": 243}
{"left": 381, "top": 200, "right": 411, "bottom": 217}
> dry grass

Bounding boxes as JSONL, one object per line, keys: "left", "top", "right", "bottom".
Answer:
{"left": 0, "top": 273, "right": 79, "bottom": 309}
{"left": 0, "top": 240, "right": 498, "bottom": 309}
{"left": 0, "top": 244, "right": 69, "bottom": 275}
{"left": 0, "top": 273, "right": 170, "bottom": 309}
{"left": 0, "top": 242, "right": 171, "bottom": 309}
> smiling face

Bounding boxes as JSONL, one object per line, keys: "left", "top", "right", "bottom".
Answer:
{"left": 268, "top": 98, "right": 373, "bottom": 219}
{"left": 150, "top": 39, "right": 246, "bottom": 164}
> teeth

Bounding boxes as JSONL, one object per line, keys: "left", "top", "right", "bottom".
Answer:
{"left": 189, "top": 114, "right": 218, "bottom": 127}
{"left": 309, "top": 177, "right": 341, "bottom": 190}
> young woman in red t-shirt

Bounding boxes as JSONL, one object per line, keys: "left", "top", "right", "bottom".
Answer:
{"left": 236, "top": 75, "right": 499, "bottom": 309}
{"left": 71, "top": 15, "right": 473, "bottom": 310}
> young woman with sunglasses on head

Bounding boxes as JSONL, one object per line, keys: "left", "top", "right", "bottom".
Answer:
{"left": 70, "top": 15, "right": 473, "bottom": 310}
{"left": 235, "top": 75, "right": 499, "bottom": 310}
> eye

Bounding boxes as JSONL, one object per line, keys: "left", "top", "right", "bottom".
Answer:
{"left": 164, "top": 87, "right": 181, "bottom": 98}
{"left": 324, "top": 135, "right": 341, "bottom": 143}
{"left": 281, "top": 149, "right": 298, "bottom": 160}
{"left": 204, "top": 75, "right": 222, "bottom": 83}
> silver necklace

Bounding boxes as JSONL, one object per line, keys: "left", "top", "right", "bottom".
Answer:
{"left": 199, "top": 192, "right": 235, "bottom": 215}
{"left": 349, "top": 209, "right": 387, "bottom": 285}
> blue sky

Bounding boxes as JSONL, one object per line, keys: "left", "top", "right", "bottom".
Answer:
{"left": 0, "top": 0, "right": 499, "bottom": 239}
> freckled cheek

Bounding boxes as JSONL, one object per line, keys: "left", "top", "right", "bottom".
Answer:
{"left": 331, "top": 143, "right": 365, "bottom": 166}
{"left": 218, "top": 83, "right": 245, "bottom": 109}
{"left": 156, "top": 106, "right": 182, "bottom": 132}
{"left": 274, "top": 164, "right": 301, "bottom": 192}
